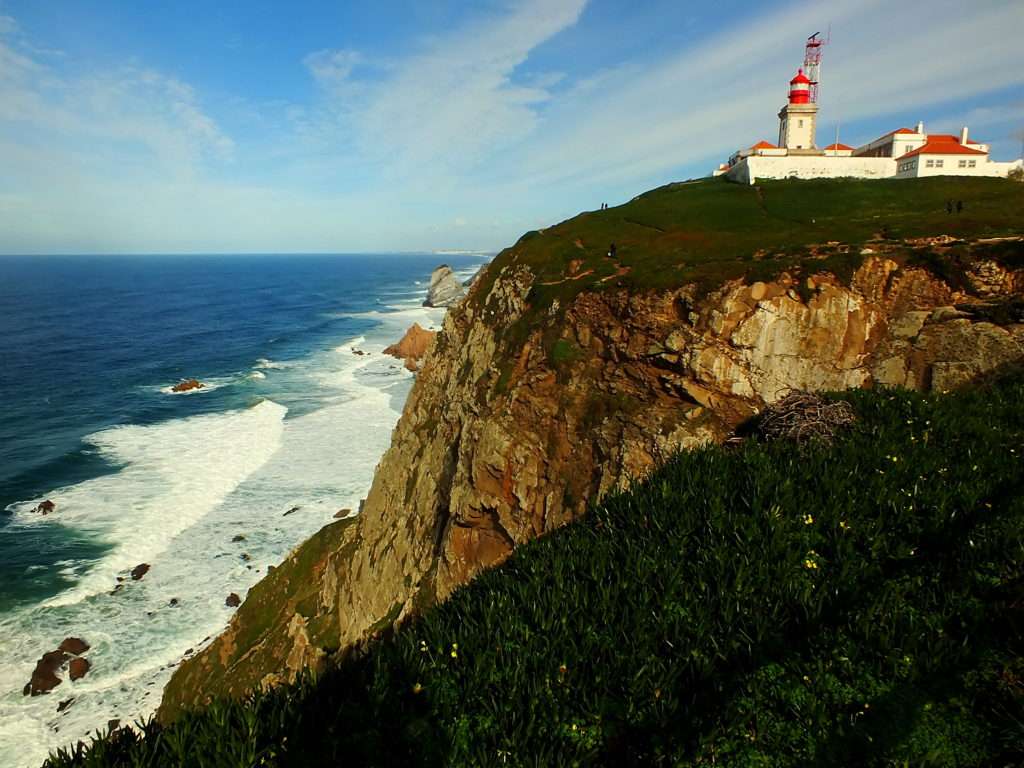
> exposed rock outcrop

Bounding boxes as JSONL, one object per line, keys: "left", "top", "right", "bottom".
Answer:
{"left": 423, "top": 265, "right": 465, "bottom": 308}
{"left": 68, "top": 658, "right": 90, "bottom": 682}
{"left": 171, "top": 379, "right": 204, "bottom": 393}
{"left": 225, "top": 593, "right": 241, "bottom": 608}
{"left": 58, "top": 638, "right": 89, "bottom": 656}
{"left": 161, "top": 241, "right": 1024, "bottom": 719}
{"left": 33, "top": 500, "right": 56, "bottom": 515}
{"left": 24, "top": 651, "right": 68, "bottom": 696}
{"left": 383, "top": 323, "right": 437, "bottom": 371}
{"left": 24, "top": 638, "right": 91, "bottom": 695}
{"left": 130, "top": 563, "right": 150, "bottom": 581}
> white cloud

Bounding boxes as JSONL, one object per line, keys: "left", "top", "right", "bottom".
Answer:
{"left": 304, "top": 49, "right": 361, "bottom": 88}
{"left": 0, "top": 14, "right": 17, "bottom": 37}
{"left": 0, "top": 38, "right": 234, "bottom": 186}
{"left": 304, "top": 0, "right": 587, "bottom": 177}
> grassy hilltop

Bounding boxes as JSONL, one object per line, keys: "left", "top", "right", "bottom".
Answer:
{"left": 473, "top": 175, "right": 1024, "bottom": 317}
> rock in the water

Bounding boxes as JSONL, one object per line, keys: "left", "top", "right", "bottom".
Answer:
{"left": 69, "top": 657, "right": 90, "bottom": 681}
{"left": 383, "top": 323, "right": 437, "bottom": 372}
{"left": 423, "top": 265, "right": 466, "bottom": 308}
{"left": 57, "top": 698, "right": 74, "bottom": 713}
{"left": 107, "top": 719, "right": 120, "bottom": 731}
{"left": 130, "top": 563, "right": 150, "bottom": 581}
{"left": 231, "top": 534, "right": 246, "bottom": 542}
{"left": 225, "top": 593, "right": 241, "bottom": 608}
{"left": 33, "top": 500, "right": 56, "bottom": 515}
{"left": 282, "top": 506, "right": 300, "bottom": 517}
{"left": 58, "top": 638, "right": 89, "bottom": 656}
{"left": 333, "top": 508, "right": 352, "bottom": 519}
{"left": 169, "top": 598, "right": 179, "bottom": 607}
{"left": 24, "top": 650, "right": 69, "bottom": 696}
{"left": 171, "top": 378, "right": 204, "bottom": 393}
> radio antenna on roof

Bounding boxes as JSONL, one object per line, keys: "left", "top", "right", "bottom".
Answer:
{"left": 804, "top": 31, "right": 828, "bottom": 103}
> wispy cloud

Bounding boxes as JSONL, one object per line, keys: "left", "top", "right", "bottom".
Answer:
{"left": 304, "top": 48, "right": 362, "bottom": 89}
{"left": 300, "top": 0, "right": 587, "bottom": 179}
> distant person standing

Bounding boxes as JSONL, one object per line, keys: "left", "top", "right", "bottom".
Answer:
{"left": 946, "top": 200, "right": 953, "bottom": 214}
{"left": 608, "top": 243, "right": 617, "bottom": 259}
{"left": 957, "top": 200, "right": 963, "bottom": 214}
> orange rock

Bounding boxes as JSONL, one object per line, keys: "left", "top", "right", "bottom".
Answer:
{"left": 171, "top": 379, "right": 204, "bottom": 393}
{"left": 383, "top": 323, "right": 437, "bottom": 372}
{"left": 69, "top": 657, "right": 90, "bottom": 682}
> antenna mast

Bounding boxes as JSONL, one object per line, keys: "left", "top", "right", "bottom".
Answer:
{"left": 804, "top": 31, "right": 827, "bottom": 103}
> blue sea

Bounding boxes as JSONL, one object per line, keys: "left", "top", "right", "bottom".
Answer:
{"left": 0, "top": 253, "right": 486, "bottom": 767}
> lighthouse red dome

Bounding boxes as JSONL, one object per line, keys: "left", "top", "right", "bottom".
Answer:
{"left": 788, "top": 68, "right": 811, "bottom": 104}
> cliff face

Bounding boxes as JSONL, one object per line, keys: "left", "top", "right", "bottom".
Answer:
{"left": 160, "top": 229, "right": 1024, "bottom": 717}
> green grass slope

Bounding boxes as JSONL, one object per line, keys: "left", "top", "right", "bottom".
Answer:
{"left": 472, "top": 176, "right": 1024, "bottom": 319}
{"left": 47, "top": 371, "right": 1024, "bottom": 767}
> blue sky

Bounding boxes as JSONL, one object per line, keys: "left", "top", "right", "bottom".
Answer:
{"left": 1, "top": 0, "right": 1022, "bottom": 254}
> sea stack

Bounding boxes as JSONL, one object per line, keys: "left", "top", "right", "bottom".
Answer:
{"left": 383, "top": 323, "right": 437, "bottom": 371}
{"left": 423, "top": 265, "right": 465, "bottom": 308}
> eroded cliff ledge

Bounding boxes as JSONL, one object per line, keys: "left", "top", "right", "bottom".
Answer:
{"left": 160, "top": 178, "right": 1024, "bottom": 718}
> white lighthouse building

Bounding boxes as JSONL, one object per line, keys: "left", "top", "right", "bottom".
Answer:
{"left": 715, "top": 37, "right": 1023, "bottom": 184}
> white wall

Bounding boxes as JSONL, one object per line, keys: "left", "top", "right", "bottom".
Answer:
{"left": 911, "top": 155, "right": 1022, "bottom": 178}
{"left": 729, "top": 155, "right": 897, "bottom": 184}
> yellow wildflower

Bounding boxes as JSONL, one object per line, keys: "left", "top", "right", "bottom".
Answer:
{"left": 803, "top": 514, "right": 814, "bottom": 525}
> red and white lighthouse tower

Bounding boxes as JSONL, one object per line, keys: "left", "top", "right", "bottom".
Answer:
{"left": 778, "top": 65, "right": 819, "bottom": 150}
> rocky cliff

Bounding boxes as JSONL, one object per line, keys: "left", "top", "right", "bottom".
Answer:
{"left": 160, "top": 178, "right": 1024, "bottom": 718}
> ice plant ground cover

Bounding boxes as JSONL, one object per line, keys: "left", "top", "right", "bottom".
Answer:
{"left": 47, "top": 371, "right": 1024, "bottom": 767}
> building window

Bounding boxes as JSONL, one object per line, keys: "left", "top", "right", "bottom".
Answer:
{"left": 935, "top": 159, "right": 944, "bottom": 168}
{"left": 958, "top": 160, "right": 967, "bottom": 168}
{"left": 968, "top": 160, "right": 977, "bottom": 168}
{"left": 926, "top": 159, "right": 935, "bottom": 168}
{"left": 798, "top": 119, "right": 804, "bottom": 128}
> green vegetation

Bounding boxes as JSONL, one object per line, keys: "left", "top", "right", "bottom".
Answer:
{"left": 48, "top": 372, "right": 1024, "bottom": 767}
{"left": 472, "top": 176, "right": 1024, "bottom": 319}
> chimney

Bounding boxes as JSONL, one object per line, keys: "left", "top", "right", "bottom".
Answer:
{"left": 916, "top": 121, "right": 924, "bottom": 134}
{"left": 960, "top": 126, "right": 969, "bottom": 145}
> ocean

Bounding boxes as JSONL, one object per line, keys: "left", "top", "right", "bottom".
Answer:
{"left": 0, "top": 253, "right": 487, "bottom": 767}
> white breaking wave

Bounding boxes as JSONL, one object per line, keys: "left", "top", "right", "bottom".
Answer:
{"left": 15, "top": 400, "right": 288, "bottom": 608}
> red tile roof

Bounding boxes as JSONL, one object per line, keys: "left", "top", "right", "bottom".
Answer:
{"left": 898, "top": 138, "right": 987, "bottom": 159}
{"left": 750, "top": 140, "right": 777, "bottom": 150}
{"left": 824, "top": 142, "right": 854, "bottom": 150}
{"left": 893, "top": 128, "right": 916, "bottom": 134}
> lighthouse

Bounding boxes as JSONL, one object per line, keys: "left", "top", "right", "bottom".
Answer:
{"left": 777, "top": 69, "right": 818, "bottom": 150}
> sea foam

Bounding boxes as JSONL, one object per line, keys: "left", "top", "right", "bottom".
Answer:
{"left": 15, "top": 400, "right": 287, "bottom": 607}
